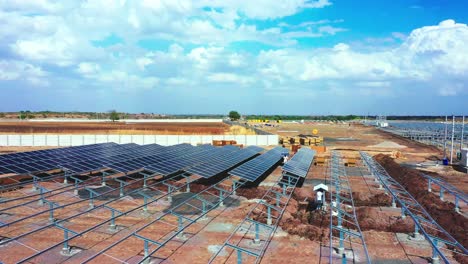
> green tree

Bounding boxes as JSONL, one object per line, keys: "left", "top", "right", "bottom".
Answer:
{"left": 228, "top": 111, "right": 241, "bottom": 121}
{"left": 109, "top": 110, "right": 120, "bottom": 122}
{"left": 19, "top": 111, "right": 27, "bottom": 120}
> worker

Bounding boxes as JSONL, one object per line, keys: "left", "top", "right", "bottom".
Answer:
{"left": 316, "top": 190, "right": 323, "bottom": 210}
{"left": 283, "top": 155, "right": 288, "bottom": 164}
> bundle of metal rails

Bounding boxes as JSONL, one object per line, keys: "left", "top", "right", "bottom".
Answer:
{"left": 329, "top": 151, "right": 370, "bottom": 263}
{"left": 360, "top": 151, "right": 468, "bottom": 263}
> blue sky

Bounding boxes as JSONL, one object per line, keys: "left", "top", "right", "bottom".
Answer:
{"left": 0, "top": 0, "right": 467, "bottom": 115}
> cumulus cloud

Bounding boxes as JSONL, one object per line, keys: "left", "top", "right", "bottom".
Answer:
{"left": 0, "top": 60, "right": 47, "bottom": 85}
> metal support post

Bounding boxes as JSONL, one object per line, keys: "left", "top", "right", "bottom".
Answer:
{"left": 32, "top": 175, "right": 39, "bottom": 191}
{"left": 144, "top": 240, "right": 149, "bottom": 258}
{"left": 186, "top": 176, "right": 190, "bottom": 193}
{"left": 391, "top": 197, "right": 396, "bottom": 208}
{"left": 63, "top": 228, "right": 70, "bottom": 252}
{"left": 450, "top": 116, "right": 455, "bottom": 164}
{"left": 443, "top": 116, "right": 448, "bottom": 160}
{"left": 176, "top": 215, "right": 185, "bottom": 239}
{"left": 267, "top": 206, "right": 272, "bottom": 225}
{"left": 46, "top": 200, "right": 58, "bottom": 223}
{"left": 101, "top": 172, "right": 107, "bottom": 186}
{"left": 461, "top": 116, "right": 465, "bottom": 150}
{"left": 439, "top": 188, "right": 444, "bottom": 201}
{"left": 428, "top": 179, "right": 432, "bottom": 192}
{"left": 455, "top": 197, "right": 460, "bottom": 213}
{"left": 70, "top": 176, "right": 83, "bottom": 195}
{"left": 167, "top": 185, "right": 173, "bottom": 202}
{"left": 253, "top": 221, "right": 260, "bottom": 244}
{"left": 276, "top": 192, "right": 280, "bottom": 207}
{"left": 85, "top": 188, "right": 99, "bottom": 209}
{"left": 432, "top": 239, "right": 440, "bottom": 264}
{"left": 401, "top": 207, "right": 406, "bottom": 219}
{"left": 237, "top": 249, "right": 242, "bottom": 264}
{"left": 110, "top": 209, "right": 117, "bottom": 229}
{"left": 219, "top": 190, "right": 224, "bottom": 207}
{"left": 38, "top": 187, "right": 46, "bottom": 206}
{"left": 119, "top": 181, "right": 124, "bottom": 197}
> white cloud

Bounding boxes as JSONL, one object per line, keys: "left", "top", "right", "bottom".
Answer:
{"left": 0, "top": 60, "right": 47, "bottom": 85}
{"left": 77, "top": 62, "right": 101, "bottom": 76}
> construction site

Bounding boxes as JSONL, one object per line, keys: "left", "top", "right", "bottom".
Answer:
{"left": 0, "top": 120, "right": 467, "bottom": 264}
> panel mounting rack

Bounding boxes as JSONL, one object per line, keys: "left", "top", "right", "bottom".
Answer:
{"left": 360, "top": 151, "right": 468, "bottom": 264}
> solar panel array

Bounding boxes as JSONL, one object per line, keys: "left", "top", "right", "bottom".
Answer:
{"left": 0, "top": 143, "right": 265, "bottom": 180}
{"left": 186, "top": 146, "right": 264, "bottom": 178}
{"left": 282, "top": 148, "right": 316, "bottom": 178}
{"left": 228, "top": 146, "right": 286, "bottom": 182}
{"left": 0, "top": 143, "right": 130, "bottom": 174}
{"left": 0, "top": 143, "right": 182, "bottom": 175}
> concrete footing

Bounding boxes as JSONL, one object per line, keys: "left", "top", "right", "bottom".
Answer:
{"left": 409, "top": 232, "right": 424, "bottom": 241}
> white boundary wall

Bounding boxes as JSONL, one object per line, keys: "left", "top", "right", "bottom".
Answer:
{"left": 25, "top": 119, "right": 223, "bottom": 123}
{"left": 0, "top": 134, "right": 279, "bottom": 146}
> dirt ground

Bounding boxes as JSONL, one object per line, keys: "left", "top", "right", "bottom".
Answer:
{"left": 0, "top": 122, "right": 466, "bottom": 263}
{"left": 0, "top": 121, "right": 230, "bottom": 135}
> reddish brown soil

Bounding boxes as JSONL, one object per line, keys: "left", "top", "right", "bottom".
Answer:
{"left": 355, "top": 207, "right": 414, "bottom": 233}
{"left": 352, "top": 192, "right": 392, "bottom": 207}
{"left": 236, "top": 186, "right": 268, "bottom": 199}
{"left": 0, "top": 121, "right": 229, "bottom": 135}
{"left": 375, "top": 154, "right": 468, "bottom": 251}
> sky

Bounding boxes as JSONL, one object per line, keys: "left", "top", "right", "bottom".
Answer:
{"left": 0, "top": 0, "right": 467, "bottom": 115}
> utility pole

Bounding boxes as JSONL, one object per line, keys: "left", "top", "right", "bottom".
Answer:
{"left": 461, "top": 116, "right": 465, "bottom": 150}
{"left": 450, "top": 115, "right": 455, "bottom": 164}
{"left": 443, "top": 115, "right": 448, "bottom": 161}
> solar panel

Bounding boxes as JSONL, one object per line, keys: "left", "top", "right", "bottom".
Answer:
{"left": 145, "top": 145, "right": 234, "bottom": 175}
{"left": 243, "top": 146, "right": 264, "bottom": 153}
{"left": 228, "top": 147, "right": 285, "bottom": 182}
{"left": 185, "top": 145, "right": 265, "bottom": 178}
{"left": 282, "top": 148, "right": 316, "bottom": 178}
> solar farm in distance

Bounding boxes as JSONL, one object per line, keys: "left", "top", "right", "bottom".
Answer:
{"left": 0, "top": 118, "right": 467, "bottom": 264}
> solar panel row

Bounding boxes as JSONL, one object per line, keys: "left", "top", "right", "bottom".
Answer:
{"left": 0, "top": 142, "right": 266, "bottom": 180}
{"left": 228, "top": 146, "right": 285, "bottom": 182}
{"left": 186, "top": 145, "right": 264, "bottom": 178}
{"left": 282, "top": 148, "right": 316, "bottom": 178}
{"left": 107, "top": 144, "right": 194, "bottom": 173}
{"left": 0, "top": 143, "right": 168, "bottom": 174}
{"left": 145, "top": 145, "right": 229, "bottom": 175}
{"left": 64, "top": 144, "right": 196, "bottom": 174}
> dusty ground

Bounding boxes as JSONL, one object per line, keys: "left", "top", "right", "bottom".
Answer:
{"left": 0, "top": 121, "right": 230, "bottom": 135}
{"left": 0, "top": 122, "right": 466, "bottom": 263}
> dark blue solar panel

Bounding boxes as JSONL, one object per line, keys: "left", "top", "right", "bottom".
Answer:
{"left": 186, "top": 146, "right": 262, "bottom": 178}
{"left": 228, "top": 147, "right": 285, "bottom": 182}
{"left": 282, "top": 148, "right": 315, "bottom": 178}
